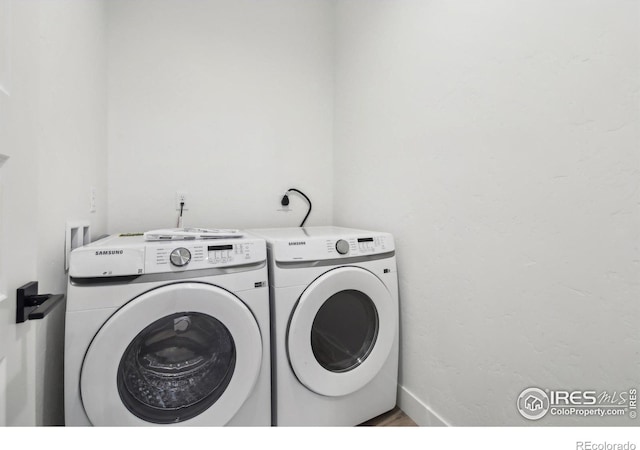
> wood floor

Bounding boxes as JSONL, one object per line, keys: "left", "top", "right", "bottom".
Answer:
{"left": 359, "top": 407, "right": 417, "bottom": 426}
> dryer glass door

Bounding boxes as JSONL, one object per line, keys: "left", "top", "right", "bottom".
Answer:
{"left": 287, "top": 267, "right": 397, "bottom": 397}
{"left": 311, "top": 289, "right": 378, "bottom": 372}
{"left": 80, "top": 282, "right": 262, "bottom": 426}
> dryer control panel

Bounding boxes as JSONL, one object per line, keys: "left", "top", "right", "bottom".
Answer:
{"left": 250, "top": 227, "right": 395, "bottom": 263}
{"left": 322, "top": 235, "right": 392, "bottom": 259}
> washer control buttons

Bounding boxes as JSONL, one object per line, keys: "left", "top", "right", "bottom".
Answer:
{"left": 170, "top": 247, "right": 191, "bottom": 267}
{"left": 335, "top": 239, "right": 350, "bottom": 255}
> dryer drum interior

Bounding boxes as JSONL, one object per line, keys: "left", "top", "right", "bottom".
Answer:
{"left": 117, "top": 312, "right": 236, "bottom": 424}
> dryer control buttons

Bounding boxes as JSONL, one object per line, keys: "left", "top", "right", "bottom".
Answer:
{"left": 335, "top": 239, "right": 350, "bottom": 255}
{"left": 170, "top": 247, "right": 192, "bottom": 267}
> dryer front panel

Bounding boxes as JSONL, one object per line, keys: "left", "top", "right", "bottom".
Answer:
{"left": 287, "top": 267, "right": 398, "bottom": 397}
{"left": 80, "top": 282, "right": 262, "bottom": 426}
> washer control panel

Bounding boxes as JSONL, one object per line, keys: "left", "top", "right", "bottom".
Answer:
{"left": 69, "top": 235, "right": 267, "bottom": 278}
{"left": 145, "top": 239, "right": 265, "bottom": 273}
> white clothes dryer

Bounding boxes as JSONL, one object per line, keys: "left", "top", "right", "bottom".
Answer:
{"left": 249, "top": 226, "right": 399, "bottom": 426}
{"left": 64, "top": 234, "right": 270, "bottom": 426}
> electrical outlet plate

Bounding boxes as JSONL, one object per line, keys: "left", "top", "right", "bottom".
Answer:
{"left": 176, "top": 191, "right": 188, "bottom": 211}
{"left": 89, "top": 186, "right": 97, "bottom": 213}
{"left": 277, "top": 194, "right": 291, "bottom": 212}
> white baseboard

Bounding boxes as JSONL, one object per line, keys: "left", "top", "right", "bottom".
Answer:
{"left": 397, "top": 385, "right": 451, "bottom": 427}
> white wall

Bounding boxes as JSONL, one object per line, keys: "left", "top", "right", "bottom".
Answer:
{"left": 334, "top": 0, "right": 640, "bottom": 425}
{"left": 34, "top": 0, "right": 107, "bottom": 426}
{"left": 0, "top": 0, "right": 107, "bottom": 426}
{"left": 36, "top": 0, "right": 108, "bottom": 294}
{"left": 107, "top": 0, "right": 334, "bottom": 233}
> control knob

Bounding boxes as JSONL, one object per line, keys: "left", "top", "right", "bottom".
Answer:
{"left": 335, "top": 239, "right": 350, "bottom": 255}
{"left": 170, "top": 247, "right": 191, "bottom": 267}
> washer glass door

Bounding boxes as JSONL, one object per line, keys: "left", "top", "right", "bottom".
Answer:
{"left": 117, "top": 312, "right": 236, "bottom": 424}
{"left": 80, "top": 282, "right": 262, "bottom": 426}
{"left": 287, "top": 266, "right": 397, "bottom": 397}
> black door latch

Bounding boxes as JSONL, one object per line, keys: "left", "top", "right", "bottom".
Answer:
{"left": 16, "top": 281, "right": 65, "bottom": 323}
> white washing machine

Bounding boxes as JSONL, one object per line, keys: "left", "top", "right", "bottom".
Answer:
{"left": 64, "top": 234, "right": 271, "bottom": 426}
{"left": 249, "top": 226, "right": 399, "bottom": 426}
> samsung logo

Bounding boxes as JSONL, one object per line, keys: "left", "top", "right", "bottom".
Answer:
{"left": 95, "top": 250, "right": 124, "bottom": 255}
{"left": 288, "top": 241, "right": 306, "bottom": 246}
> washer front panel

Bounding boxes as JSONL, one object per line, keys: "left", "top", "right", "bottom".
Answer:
{"left": 287, "top": 267, "right": 397, "bottom": 397}
{"left": 80, "top": 282, "right": 262, "bottom": 426}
